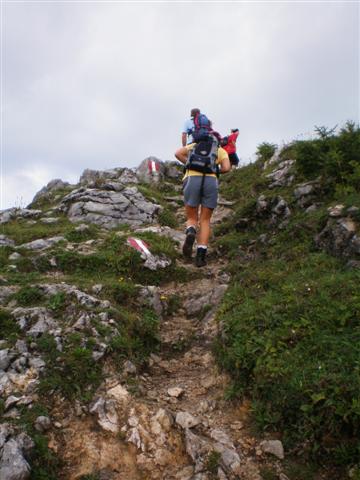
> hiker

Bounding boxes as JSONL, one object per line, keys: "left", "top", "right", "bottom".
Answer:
{"left": 182, "top": 108, "right": 200, "bottom": 146}
{"left": 223, "top": 128, "right": 240, "bottom": 167}
{"left": 174, "top": 134, "right": 231, "bottom": 267}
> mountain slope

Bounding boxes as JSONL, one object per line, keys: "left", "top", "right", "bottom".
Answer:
{"left": 0, "top": 124, "right": 359, "bottom": 480}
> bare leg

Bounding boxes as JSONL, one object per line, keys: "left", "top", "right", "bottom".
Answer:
{"left": 182, "top": 205, "right": 199, "bottom": 258}
{"left": 198, "top": 206, "right": 214, "bottom": 246}
{"left": 185, "top": 205, "right": 199, "bottom": 229}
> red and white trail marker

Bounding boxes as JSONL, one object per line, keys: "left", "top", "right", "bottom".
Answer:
{"left": 147, "top": 159, "right": 160, "bottom": 174}
{"left": 127, "top": 237, "right": 151, "bottom": 256}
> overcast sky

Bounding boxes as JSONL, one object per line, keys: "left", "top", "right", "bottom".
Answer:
{"left": 1, "top": 1, "right": 359, "bottom": 209}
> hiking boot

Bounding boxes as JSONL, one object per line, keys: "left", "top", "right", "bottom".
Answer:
{"left": 182, "top": 226, "right": 196, "bottom": 258}
{"left": 195, "top": 247, "right": 207, "bottom": 267}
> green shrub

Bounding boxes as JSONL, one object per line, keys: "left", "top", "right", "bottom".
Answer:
{"left": 65, "top": 224, "right": 98, "bottom": 243}
{"left": 295, "top": 122, "right": 360, "bottom": 190}
{"left": 14, "top": 286, "right": 44, "bottom": 306}
{"left": 111, "top": 280, "right": 139, "bottom": 305}
{"left": 158, "top": 208, "right": 178, "bottom": 228}
{"left": 109, "top": 308, "right": 159, "bottom": 363}
{"left": 256, "top": 142, "right": 277, "bottom": 163}
{"left": 29, "top": 434, "right": 62, "bottom": 480}
{"left": 47, "top": 292, "right": 66, "bottom": 313}
{"left": 205, "top": 450, "right": 221, "bottom": 476}
{"left": 0, "top": 246, "right": 12, "bottom": 269}
{"left": 0, "top": 308, "right": 20, "bottom": 341}
{"left": 37, "top": 333, "right": 101, "bottom": 401}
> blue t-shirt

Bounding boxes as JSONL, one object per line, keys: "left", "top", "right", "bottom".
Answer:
{"left": 183, "top": 118, "right": 195, "bottom": 144}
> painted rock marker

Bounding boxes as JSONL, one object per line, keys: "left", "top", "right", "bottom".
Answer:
{"left": 127, "top": 237, "right": 151, "bottom": 257}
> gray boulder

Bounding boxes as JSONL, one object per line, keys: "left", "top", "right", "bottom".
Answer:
{"left": 315, "top": 217, "right": 360, "bottom": 259}
{"left": 136, "top": 157, "right": 165, "bottom": 184}
{"left": 260, "top": 439, "right": 284, "bottom": 459}
{"left": 11, "top": 307, "right": 56, "bottom": 337}
{"left": 163, "top": 161, "right": 182, "bottom": 179}
{"left": 138, "top": 286, "right": 163, "bottom": 318}
{"left": 31, "top": 179, "right": 70, "bottom": 205}
{"left": 59, "top": 186, "right": 160, "bottom": 229}
{"left": 0, "top": 434, "right": 34, "bottom": 480}
{"left": 0, "top": 209, "right": 42, "bottom": 225}
{"left": 34, "top": 416, "right": 51, "bottom": 433}
{"left": 0, "top": 349, "right": 13, "bottom": 371}
{"left": 79, "top": 167, "right": 138, "bottom": 187}
{"left": 0, "top": 235, "right": 15, "bottom": 247}
{"left": 294, "top": 180, "right": 321, "bottom": 208}
{"left": 17, "top": 236, "right": 65, "bottom": 251}
{"left": 266, "top": 160, "right": 295, "bottom": 188}
{"left": 256, "top": 195, "right": 291, "bottom": 223}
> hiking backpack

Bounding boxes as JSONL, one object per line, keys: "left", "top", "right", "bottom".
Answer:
{"left": 185, "top": 136, "right": 219, "bottom": 175}
{"left": 191, "top": 113, "right": 212, "bottom": 142}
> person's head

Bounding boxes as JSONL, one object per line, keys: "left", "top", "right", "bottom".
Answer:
{"left": 190, "top": 108, "right": 200, "bottom": 118}
{"left": 231, "top": 128, "right": 239, "bottom": 133}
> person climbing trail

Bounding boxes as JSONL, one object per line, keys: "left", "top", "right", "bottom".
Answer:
{"left": 175, "top": 133, "right": 231, "bottom": 267}
{"left": 223, "top": 128, "right": 240, "bottom": 167}
{"left": 181, "top": 108, "right": 200, "bottom": 146}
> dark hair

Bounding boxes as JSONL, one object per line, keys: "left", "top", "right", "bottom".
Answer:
{"left": 231, "top": 128, "right": 239, "bottom": 133}
{"left": 191, "top": 108, "right": 200, "bottom": 118}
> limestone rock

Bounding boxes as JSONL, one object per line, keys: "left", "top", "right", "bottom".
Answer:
{"left": 0, "top": 208, "right": 42, "bottom": 225}
{"left": 0, "top": 235, "right": 15, "bottom": 247}
{"left": 163, "top": 161, "right": 182, "bottom": 179}
{"left": 0, "top": 286, "right": 19, "bottom": 306}
{"left": 134, "top": 225, "right": 183, "bottom": 246}
{"left": 79, "top": 167, "right": 138, "bottom": 187}
{"left": 167, "top": 387, "right": 184, "bottom": 398}
{"left": 175, "top": 411, "right": 200, "bottom": 429}
{"left": 31, "top": 178, "right": 70, "bottom": 204}
{"left": 17, "top": 236, "right": 65, "bottom": 251}
{"left": 136, "top": 157, "right": 165, "bottom": 184}
{"left": 143, "top": 254, "right": 171, "bottom": 271}
{"left": 40, "top": 217, "right": 59, "bottom": 224}
{"left": 0, "top": 435, "right": 34, "bottom": 480}
{"left": 328, "top": 204, "right": 345, "bottom": 217}
{"left": 89, "top": 397, "right": 119, "bottom": 433}
{"left": 0, "top": 349, "right": 13, "bottom": 371}
{"left": 34, "top": 416, "right": 51, "bottom": 433}
{"left": 263, "top": 148, "right": 281, "bottom": 169}
{"left": 316, "top": 217, "right": 360, "bottom": 259}
{"left": 260, "top": 439, "right": 284, "bottom": 459}
{"left": 266, "top": 159, "right": 295, "bottom": 188}
{"left": 137, "top": 286, "right": 163, "bottom": 318}
{"left": 11, "top": 307, "right": 56, "bottom": 337}
{"left": 123, "top": 360, "right": 137, "bottom": 375}
{"left": 59, "top": 186, "right": 160, "bottom": 229}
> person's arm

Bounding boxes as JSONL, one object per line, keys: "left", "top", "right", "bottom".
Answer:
{"left": 218, "top": 149, "right": 231, "bottom": 173}
{"left": 175, "top": 146, "right": 190, "bottom": 164}
{"left": 181, "top": 132, "right": 187, "bottom": 147}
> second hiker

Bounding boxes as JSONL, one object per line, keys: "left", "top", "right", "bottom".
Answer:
{"left": 175, "top": 129, "right": 231, "bottom": 267}
{"left": 222, "top": 128, "right": 240, "bottom": 167}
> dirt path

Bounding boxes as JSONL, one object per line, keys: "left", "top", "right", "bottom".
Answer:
{"left": 56, "top": 201, "right": 277, "bottom": 480}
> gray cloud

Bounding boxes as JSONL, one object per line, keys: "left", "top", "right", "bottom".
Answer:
{"left": 2, "top": 2, "right": 359, "bottom": 208}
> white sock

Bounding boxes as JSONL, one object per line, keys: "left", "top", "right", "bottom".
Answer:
{"left": 197, "top": 245, "right": 208, "bottom": 250}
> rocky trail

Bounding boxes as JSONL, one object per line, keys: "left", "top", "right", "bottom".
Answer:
{"left": 52, "top": 199, "right": 285, "bottom": 480}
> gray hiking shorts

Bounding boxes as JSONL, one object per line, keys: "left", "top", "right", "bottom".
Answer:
{"left": 183, "top": 175, "right": 219, "bottom": 209}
